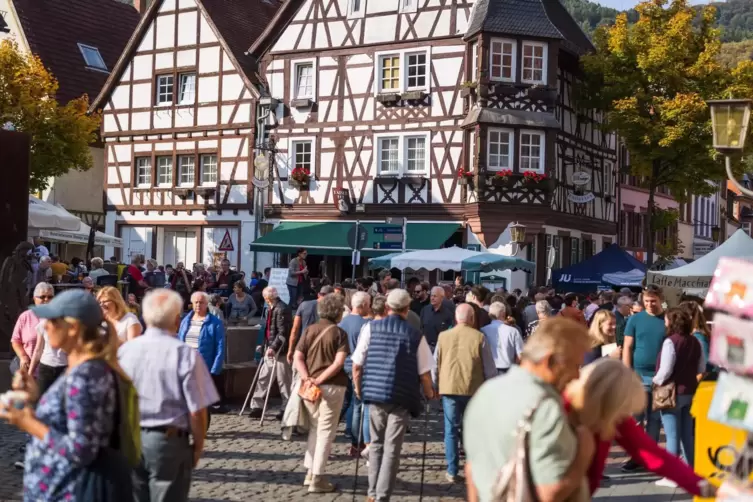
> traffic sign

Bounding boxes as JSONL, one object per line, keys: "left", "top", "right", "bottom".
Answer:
{"left": 373, "top": 226, "right": 402, "bottom": 234}
{"left": 218, "top": 229, "right": 234, "bottom": 251}
{"left": 347, "top": 225, "right": 368, "bottom": 250}
{"left": 375, "top": 242, "right": 402, "bottom": 250}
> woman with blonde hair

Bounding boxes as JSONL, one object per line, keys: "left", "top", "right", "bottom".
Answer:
{"left": 97, "top": 286, "right": 142, "bottom": 342}
{"left": 583, "top": 309, "right": 621, "bottom": 364}
{"left": 564, "top": 358, "right": 713, "bottom": 497}
{"left": 0, "top": 289, "right": 133, "bottom": 500}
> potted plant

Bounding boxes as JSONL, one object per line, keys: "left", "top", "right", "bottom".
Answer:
{"left": 460, "top": 81, "right": 478, "bottom": 98}
{"left": 289, "top": 166, "right": 311, "bottom": 189}
{"left": 491, "top": 169, "right": 515, "bottom": 187}
{"left": 521, "top": 170, "right": 554, "bottom": 190}
{"left": 527, "top": 84, "right": 556, "bottom": 102}
{"left": 457, "top": 168, "right": 474, "bottom": 186}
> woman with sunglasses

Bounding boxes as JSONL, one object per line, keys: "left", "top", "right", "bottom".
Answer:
{"left": 28, "top": 286, "right": 69, "bottom": 398}
{"left": 10, "top": 283, "right": 53, "bottom": 378}
{"left": 97, "top": 286, "right": 142, "bottom": 342}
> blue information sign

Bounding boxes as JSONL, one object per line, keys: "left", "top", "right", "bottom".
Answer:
{"left": 375, "top": 242, "right": 402, "bottom": 250}
{"left": 373, "top": 226, "right": 402, "bottom": 234}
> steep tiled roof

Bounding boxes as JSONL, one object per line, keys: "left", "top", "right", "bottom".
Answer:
{"left": 200, "top": 0, "right": 283, "bottom": 82}
{"left": 91, "top": 0, "right": 282, "bottom": 111}
{"left": 465, "top": 0, "right": 593, "bottom": 56}
{"left": 12, "top": 0, "right": 141, "bottom": 105}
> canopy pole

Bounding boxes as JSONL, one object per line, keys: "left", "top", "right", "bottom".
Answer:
{"left": 351, "top": 220, "right": 359, "bottom": 282}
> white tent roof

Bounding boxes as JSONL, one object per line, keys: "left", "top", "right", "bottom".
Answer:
{"left": 654, "top": 230, "right": 753, "bottom": 277}
{"left": 30, "top": 205, "right": 123, "bottom": 248}
{"left": 28, "top": 196, "right": 81, "bottom": 231}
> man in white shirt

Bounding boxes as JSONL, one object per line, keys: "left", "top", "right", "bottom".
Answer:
{"left": 482, "top": 302, "right": 524, "bottom": 374}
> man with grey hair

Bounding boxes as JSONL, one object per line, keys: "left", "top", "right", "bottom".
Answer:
{"left": 384, "top": 279, "right": 421, "bottom": 331}
{"left": 434, "top": 303, "right": 496, "bottom": 483}
{"left": 119, "top": 289, "right": 219, "bottom": 502}
{"left": 482, "top": 302, "right": 524, "bottom": 375}
{"left": 248, "top": 286, "right": 293, "bottom": 419}
{"left": 340, "top": 291, "right": 372, "bottom": 454}
{"left": 353, "top": 289, "right": 435, "bottom": 501}
{"left": 526, "top": 299, "right": 553, "bottom": 339}
{"left": 420, "top": 285, "right": 455, "bottom": 349}
{"left": 615, "top": 295, "right": 633, "bottom": 347}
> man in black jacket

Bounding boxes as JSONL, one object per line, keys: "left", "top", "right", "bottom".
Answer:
{"left": 248, "top": 286, "right": 293, "bottom": 419}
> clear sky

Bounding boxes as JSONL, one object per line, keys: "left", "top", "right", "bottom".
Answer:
{"left": 594, "top": 0, "right": 711, "bottom": 10}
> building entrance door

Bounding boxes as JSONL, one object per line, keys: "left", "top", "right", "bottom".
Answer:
{"left": 164, "top": 228, "right": 197, "bottom": 267}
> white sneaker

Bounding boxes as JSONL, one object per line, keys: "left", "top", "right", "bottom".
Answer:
{"left": 360, "top": 445, "right": 370, "bottom": 460}
{"left": 655, "top": 478, "right": 677, "bottom": 488}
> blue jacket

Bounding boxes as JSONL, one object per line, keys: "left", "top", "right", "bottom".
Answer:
{"left": 178, "top": 312, "right": 225, "bottom": 375}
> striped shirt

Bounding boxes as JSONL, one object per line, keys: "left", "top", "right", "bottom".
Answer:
{"left": 185, "top": 319, "right": 203, "bottom": 349}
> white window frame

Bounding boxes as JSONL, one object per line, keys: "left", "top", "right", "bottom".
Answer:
{"left": 177, "top": 73, "right": 196, "bottom": 105}
{"left": 289, "top": 58, "right": 317, "bottom": 100}
{"left": 77, "top": 43, "right": 108, "bottom": 73}
{"left": 603, "top": 160, "right": 614, "bottom": 196}
{"left": 156, "top": 74, "right": 174, "bottom": 106}
{"left": 489, "top": 38, "right": 517, "bottom": 83}
{"left": 486, "top": 128, "right": 514, "bottom": 171}
{"left": 177, "top": 155, "right": 195, "bottom": 187}
{"left": 521, "top": 41, "right": 548, "bottom": 85}
{"left": 519, "top": 129, "right": 546, "bottom": 174}
{"left": 156, "top": 156, "right": 173, "bottom": 187}
{"left": 348, "top": 0, "right": 366, "bottom": 19}
{"left": 399, "top": 0, "right": 417, "bottom": 14}
{"left": 135, "top": 157, "right": 152, "bottom": 187}
{"left": 289, "top": 137, "right": 317, "bottom": 177}
{"left": 374, "top": 48, "right": 431, "bottom": 95}
{"left": 374, "top": 131, "right": 430, "bottom": 177}
{"left": 200, "top": 154, "right": 218, "bottom": 186}
{"left": 471, "top": 42, "right": 479, "bottom": 81}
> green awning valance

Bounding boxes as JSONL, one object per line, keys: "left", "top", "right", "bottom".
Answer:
{"left": 249, "top": 221, "right": 460, "bottom": 257}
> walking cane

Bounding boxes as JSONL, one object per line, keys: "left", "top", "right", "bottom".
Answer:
{"left": 352, "top": 401, "right": 366, "bottom": 502}
{"left": 259, "top": 355, "right": 279, "bottom": 427}
{"left": 419, "top": 401, "right": 429, "bottom": 502}
{"left": 239, "top": 347, "right": 266, "bottom": 416}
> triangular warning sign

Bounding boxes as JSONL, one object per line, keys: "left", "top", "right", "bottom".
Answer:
{"left": 218, "top": 229, "right": 234, "bottom": 251}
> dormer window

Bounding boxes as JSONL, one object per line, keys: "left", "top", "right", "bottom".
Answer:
{"left": 490, "top": 39, "right": 516, "bottom": 82}
{"left": 78, "top": 43, "right": 108, "bottom": 73}
{"left": 521, "top": 42, "right": 547, "bottom": 84}
{"left": 349, "top": 0, "right": 365, "bottom": 19}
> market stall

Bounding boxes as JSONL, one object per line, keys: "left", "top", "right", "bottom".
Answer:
{"left": 368, "top": 246, "right": 534, "bottom": 273}
{"left": 552, "top": 243, "right": 646, "bottom": 292}
{"left": 647, "top": 230, "right": 753, "bottom": 295}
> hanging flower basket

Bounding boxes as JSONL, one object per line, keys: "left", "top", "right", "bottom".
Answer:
{"left": 522, "top": 171, "right": 553, "bottom": 190}
{"left": 491, "top": 169, "right": 515, "bottom": 187}
{"left": 290, "top": 167, "right": 311, "bottom": 190}
{"left": 457, "top": 168, "right": 474, "bottom": 186}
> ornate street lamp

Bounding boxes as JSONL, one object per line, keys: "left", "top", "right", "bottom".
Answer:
{"left": 509, "top": 222, "right": 527, "bottom": 255}
{"left": 708, "top": 99, "right": 753, "bottom": 197}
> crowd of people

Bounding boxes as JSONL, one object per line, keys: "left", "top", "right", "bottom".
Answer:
{"left": 1, "top": 245, "right": 721, "bottom": 501}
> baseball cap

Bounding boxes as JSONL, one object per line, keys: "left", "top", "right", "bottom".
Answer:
{"left": 31, "top": 289, "right": 103, "bottom": 329}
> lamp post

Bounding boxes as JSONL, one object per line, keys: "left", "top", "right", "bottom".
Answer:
{"left": 708, "top": 99, "right": 753, "bottom": 198}
{"left": 509, "top": 222, "right": 527, "bottom": 255}
{"left": 712, "top": 225, "right": 721, "bottom": 243}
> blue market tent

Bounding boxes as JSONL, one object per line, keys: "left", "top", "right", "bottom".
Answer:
{"left": 552, "top": 244, "right": 646, "bottom": 292}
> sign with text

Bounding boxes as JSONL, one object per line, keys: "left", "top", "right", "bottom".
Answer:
{"left": 332, "top": 187, "right": 350, "bottom": 214}
{"left": 267, "top": 268, "right": 290, "bottom": 304}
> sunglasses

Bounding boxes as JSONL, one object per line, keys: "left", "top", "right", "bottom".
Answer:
{"left": 35, "top": 295, "right": 53, "bottom": 301}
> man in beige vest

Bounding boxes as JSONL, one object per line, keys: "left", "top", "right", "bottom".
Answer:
{"left": 433, "top": 303, "right": 496, "bottom": 483}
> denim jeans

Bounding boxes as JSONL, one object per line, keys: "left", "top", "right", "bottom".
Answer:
{"left": 343, "top": 377, "right": 354, "bottom": 441}
{"left": 660, "top": 394, "right": 695, "bottom": 467}
{"left": 636, "top": 377, "right": 662, "bottom": 443}
{"left": 287, "top": 285, "right": 299, "bottom": 307}
{"left": 352, "top": 397, "right": 371, "bottom": 445}
{"left": 442, "top": 395, "right": 471, "bottom": 476}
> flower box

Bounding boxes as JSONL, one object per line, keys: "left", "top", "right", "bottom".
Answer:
{"left": 376, "top": 93, "right": 400, "bottom": 104}
{"left": 289, "top": 179, "right": 309, "bottom": 190}
{"left": 458, "top": 177, "right": 470, "bottom": 186}
{"left": 291, "top": 98, "right": 314, "bottom": 109}
{"left": 460, "top": 87, "right": 476, "bottom": 99}
{"left": 493, "top": 84, "right": 519, "bottom": 97}
{"left": 400, "top": 90, "right": 427, "bottom": 102}
{"left": 173, "top": 187, "right": 193, "bottom": 198}
{"left": 195, "top": 187, "right": 216, "bottom": 199}
{"left": 527, "top": 87, "right": 557, "bottom": 103}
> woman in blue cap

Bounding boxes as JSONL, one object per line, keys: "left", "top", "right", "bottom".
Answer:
{"left": 0, "top": 289, "right": 129, "bottom": 501}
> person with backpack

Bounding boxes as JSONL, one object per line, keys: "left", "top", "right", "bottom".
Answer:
{"left": 119, "top": 288, "right": 219, "bottom": 502}
{"left": 1, "top": 289, "right": 140, "bottom": 501}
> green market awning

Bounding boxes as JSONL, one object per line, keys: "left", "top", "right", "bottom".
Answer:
{"left": 249, "top": 221, "right": 460, "bottom": 257}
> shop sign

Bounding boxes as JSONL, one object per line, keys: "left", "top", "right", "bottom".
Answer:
{"left": 571, "top": 171, "right": 591, "bottom": 186}
{"left": 694, "top": 241, "right": 716, "bottom": 258}
{"left": 332, "top": 187, "right": 350, "bottom": 214}
{"left": 252, "top": 152, "right": 271, "bottom": 189}
{"left": 567, "top": 192, "right": 595, "bottom": 204}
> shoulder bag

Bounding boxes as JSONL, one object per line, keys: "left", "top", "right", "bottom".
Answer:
{"left": 490, "top": 396, "right": 547, "bottom": 502}
{"left": 297, "top": 325, "right": 339, "bottom": 403}
{"left": 652, "top": 381, "right": 676, "bottom": 411}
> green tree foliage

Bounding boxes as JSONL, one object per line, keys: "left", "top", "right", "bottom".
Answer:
{"left": 579, "top": 0, "right": 746, "bottom": 267}
{"left": 0, "top": 39, "right": 100, "bottom": 192}
{"left": 718, "top": 39, "right": 753, "bottom": 67}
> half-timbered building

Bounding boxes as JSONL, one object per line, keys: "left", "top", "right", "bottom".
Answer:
{"left": 91, "top": 0, "right": 282, "bottom": 271}
{"left": 250, "top": 0, "right": 618, "bottom": 286}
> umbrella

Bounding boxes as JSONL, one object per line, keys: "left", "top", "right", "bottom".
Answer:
{"left": 368, "top": 246, "right": 534, "bottom": 273}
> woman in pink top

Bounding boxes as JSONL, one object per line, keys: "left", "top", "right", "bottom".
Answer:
{"left": 10, "top": 282, "right": 53, "bottom": 373}
{"left": 564, "top": 358, "right": 715, "bottom": 498}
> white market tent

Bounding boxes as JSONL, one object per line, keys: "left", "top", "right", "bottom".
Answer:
{"left": 28, "top": 195, "right": 81, "bottom": 231}
{"left": 646, "top": 229, "right": 753, "bottom": 293}
{"left": 29, "top": 202, "right": 123, "bottom": 248}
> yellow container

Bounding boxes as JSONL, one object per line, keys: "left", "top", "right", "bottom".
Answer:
{"left": 691, "top": 381, "right": 751, "bottom": 501}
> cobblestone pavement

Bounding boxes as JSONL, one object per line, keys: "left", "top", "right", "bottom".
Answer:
{"left": 0, "top": 401, "right": 694, "bottom": 501}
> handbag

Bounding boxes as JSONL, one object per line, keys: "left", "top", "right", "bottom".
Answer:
{"left": 296, "top": 325, "right": 338, "bottom": 403}
{"left": 652, "top": 381, "right": 677, "bottom": 411}
{"left": 490, "top": 397, "right": 546, "bottom": 502}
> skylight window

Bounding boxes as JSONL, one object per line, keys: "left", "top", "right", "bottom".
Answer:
{"left": 78, "top": 43, "right": 108, "bottom": 72}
